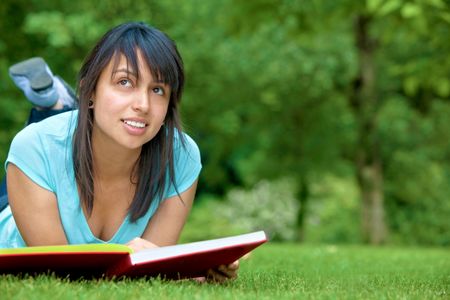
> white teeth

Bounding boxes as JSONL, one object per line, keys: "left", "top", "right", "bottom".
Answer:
{"left": 124, "top": 120, "right": 146, "bottom": 128}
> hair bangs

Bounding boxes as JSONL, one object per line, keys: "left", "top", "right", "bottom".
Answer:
{"left": 109, "top": 28, "right": 182, "bottom": 96}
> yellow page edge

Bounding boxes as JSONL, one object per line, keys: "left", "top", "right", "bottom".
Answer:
{"left": 0, "top": 243, "right": 132, "bottom": 254}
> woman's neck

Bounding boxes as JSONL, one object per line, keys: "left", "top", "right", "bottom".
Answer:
{"left": 91, "top": 138, "right": 141, "bottom": 183}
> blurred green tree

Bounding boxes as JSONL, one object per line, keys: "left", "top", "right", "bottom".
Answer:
{"left": 0, "top": 0, "right": 448, "bottom": 245}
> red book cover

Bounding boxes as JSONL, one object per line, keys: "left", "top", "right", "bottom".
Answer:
{"left": 106, "top": 231, "right": 267, "bottom": 279}
{"left": 0, "top": 244, "right": 131, "bottom": 277}
{"left": 0, "top": 231, "right": 267, "bottom": 279}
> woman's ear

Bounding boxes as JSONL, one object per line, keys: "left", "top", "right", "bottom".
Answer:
{"left": 88, "top": 89, "right": 96, "bottom": 108}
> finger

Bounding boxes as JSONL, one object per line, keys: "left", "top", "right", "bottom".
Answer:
{"left": 227, "top": 260, "right": 240, "bottom": 270}
{"left": 126, "top": 238, "right": 158, "bottom": 252}
{"left": 192, "top": 277, "right": 206, "bottom": 283}
{"left": 217, "top": 264, "right": 238, "bottom": 279}
{"left": 126, "top": 240, "right": 143, "bottom": 252}
{"left": 214, "top": 266, "right": 238, "bottom": 282}
{"left": 125, "top": 237, "right": 140, "bottom": 246}
{"left": 206, "top": 268, "right": 233, "bottom": 283}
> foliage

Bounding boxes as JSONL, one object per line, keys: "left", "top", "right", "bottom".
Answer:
{"left": 304, "top": 175, "right": 362, "bottom": 244}
{"left": 379, "top": 99, "right": 450, "bottom": 245}
{"left": 0, "top": 244, "right": 449, "bottom": 299}
{"left": 0, "top": 0, "right": 448, "bottom": 245}
{"left": 221, "top": 179, "right": 299, "bottom": 242}
{"left": 178, "top": 194, "right": 241, "bottom": 243}
{"left": 184, "top": 175, "right": 362, "bottom": 244}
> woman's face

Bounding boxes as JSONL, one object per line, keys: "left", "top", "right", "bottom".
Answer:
{"left": 91, "top": 51, "right": 170, "bottom": 152}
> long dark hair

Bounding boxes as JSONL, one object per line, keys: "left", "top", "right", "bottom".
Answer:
{"left": 73, "top": 22, "right": 185, "bottom": 222}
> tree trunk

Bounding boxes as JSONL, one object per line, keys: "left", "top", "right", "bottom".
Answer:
{"left": 296, "top": 176, "right": 309, "bottom": 242}
{"left": 351, "top": 14, "right": 387, "bottom": 244}
{"left": 358, "top": 151, "right": 386, "bottom": 244}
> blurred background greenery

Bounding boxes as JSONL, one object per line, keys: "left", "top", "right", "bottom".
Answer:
{"left": 0, "top": 0, "right": 448, "bottom": 246}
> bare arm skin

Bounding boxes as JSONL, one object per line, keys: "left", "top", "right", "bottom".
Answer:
{"left": 139, "top": 179, "right": 198, "bottom": 247}
{"left": 7, "top": 163, "right": 68, "bottom": 246}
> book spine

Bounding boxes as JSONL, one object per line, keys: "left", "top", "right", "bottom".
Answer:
{"left": 105, "top": 255, "right": 132, "bottom": 279}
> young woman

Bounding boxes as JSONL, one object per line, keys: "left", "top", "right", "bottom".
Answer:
{"left": 0, "top": 22, "right": 238, "bottom": 282}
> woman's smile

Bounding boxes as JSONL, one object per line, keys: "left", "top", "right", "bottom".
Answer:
{"left": 122, "top": 118, "right": 149, "bottom": 136}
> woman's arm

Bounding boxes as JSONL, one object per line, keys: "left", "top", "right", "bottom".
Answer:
{"left": 127, "top": 179, "right": 239, "bottom": 283}
{"left": 125, "top": 180, "right": 197, "bottom": 251}
{"left": 7, "top": 163, "right": 68, "bottom": 246}
{"left": 140, "top": 179, "right": 198, "bottom": 246}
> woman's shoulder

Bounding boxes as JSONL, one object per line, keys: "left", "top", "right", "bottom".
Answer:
{"left": 173, "top": 130, "right": 201, "bottom": 162}
{"left": 6, "top": 110, "right": 78, "bottom": 192}
{"left": 164, "top": 130, "right": 202, "bottom": 198}
{"left": 13, "top": 110, "right": 77, "bottom": 143}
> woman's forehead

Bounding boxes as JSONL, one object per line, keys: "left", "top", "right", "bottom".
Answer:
{"left": 109, "top": 51, "right": 147, "bottom": 74}
{"left": 103, "top": 52, "right": 169, "bottom": 87}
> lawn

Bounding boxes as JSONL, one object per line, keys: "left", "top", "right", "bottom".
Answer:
{"left": 0, "top": 243, "right": 448, "bottom": 299}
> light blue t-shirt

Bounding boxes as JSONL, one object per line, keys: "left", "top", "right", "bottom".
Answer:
{"left": 0, "top": 110, "right": 201, "bottom": 248}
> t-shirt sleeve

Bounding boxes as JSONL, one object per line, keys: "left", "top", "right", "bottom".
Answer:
{"left": 164, "top": 132, "right": 202, "bottom": 199}
{"left": 4, "top": 123, "right": 54, "bottom": 192}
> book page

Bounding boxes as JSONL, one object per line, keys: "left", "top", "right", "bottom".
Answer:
{"left": 130, "top": 231, "right": 266, "bottom": 265}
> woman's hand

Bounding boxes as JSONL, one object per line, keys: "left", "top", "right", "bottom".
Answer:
{"left": 126, "top": 237, "right": 158, "bottom": 252}
{"left": 201, "top": 260, "right": 240, "bottom": 283}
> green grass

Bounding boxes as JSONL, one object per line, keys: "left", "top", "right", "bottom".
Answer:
{"left": 1, "top": 244, "right": 448, "bottom": 299}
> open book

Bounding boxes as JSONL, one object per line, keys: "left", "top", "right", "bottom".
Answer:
{"left": 0, "top": 231, "right": 267, "bottom": 279}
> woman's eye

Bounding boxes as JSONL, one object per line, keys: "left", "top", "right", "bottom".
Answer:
{"left": 153, "top": 87, "right": 164, "bottom": 96}
{"left": 118, "top": 79, "right": 132, "bottom": 87}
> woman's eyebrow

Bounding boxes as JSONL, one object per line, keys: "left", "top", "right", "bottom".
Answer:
{"left": 112, "top": 68, "right": 137, "bottom": 77}
{"left": 112, "top": 68, "right": 169, "bottom": 87}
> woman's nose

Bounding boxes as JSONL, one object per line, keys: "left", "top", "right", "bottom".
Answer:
{"left": 132, "top": 90, "right": 150, "bottom": 112}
